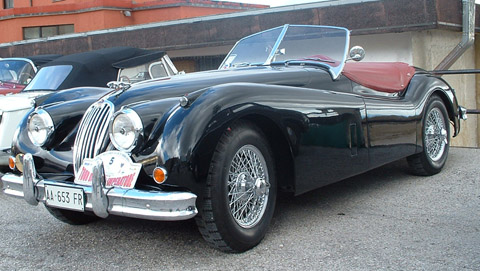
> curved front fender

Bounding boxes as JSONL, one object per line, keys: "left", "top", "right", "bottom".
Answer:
{"left": 154, "top": 83, "right": 313, "bottom": 193}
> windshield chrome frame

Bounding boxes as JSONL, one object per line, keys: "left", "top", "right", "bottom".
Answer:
{"left": 219, "top": 24, "right": 351, "bottom": 80}
{"left": 264, "top": 24, "right": 290, "bottom": 65}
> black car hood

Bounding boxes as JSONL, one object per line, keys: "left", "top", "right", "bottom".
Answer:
{"left": 106, "top": 65, "right": 316, "bottom": 108}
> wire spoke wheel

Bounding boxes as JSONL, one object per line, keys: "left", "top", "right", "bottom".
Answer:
{"left": 228, "top": 145, "right": 270, "bottom": 228}
{"left": 195, "top": 121, "right": 276, "bottom": 252}
{"left": 424, "top": 107, "right": 448, "bottom": 162}
{"left": 407, "top": 95, "right": 450, "bottom": 176}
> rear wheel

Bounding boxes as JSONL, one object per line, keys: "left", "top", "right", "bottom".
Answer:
{"left": 195, "top": 121, "right": 276, "bottom": 252}
{"left": 45, "top": 206, "right": 100, "bottom": 225}
{"left": 407, "top": 95, "right": 450, "bottom": 175}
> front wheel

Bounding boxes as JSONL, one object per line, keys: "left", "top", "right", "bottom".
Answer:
{"left": 195, "top": 121, "right": 277, "bottom": 252}
{"left": 407, "top": 95, "right": 450, "bottom": 175}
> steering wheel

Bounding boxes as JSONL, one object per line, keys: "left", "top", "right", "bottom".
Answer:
{"left": 119, "top": 75, "right": 131, "bottom": 83}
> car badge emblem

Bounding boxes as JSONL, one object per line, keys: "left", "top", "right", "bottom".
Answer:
{"left": 107, "top": 81, "right": 131, "bottom": 95}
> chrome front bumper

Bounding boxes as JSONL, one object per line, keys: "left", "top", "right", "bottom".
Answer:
{"left": 1, "top": 153, "right": 197, "bottom": 221}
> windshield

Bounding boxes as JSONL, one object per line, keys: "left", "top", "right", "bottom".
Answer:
{"left": 0, "top": 59, "right": 36, "bottom": 85}
{"left": 24, "top": 65, "right": 73, "bottom": 91}
{"left": 219, "top": 25, "right": 350, "bottom": 79}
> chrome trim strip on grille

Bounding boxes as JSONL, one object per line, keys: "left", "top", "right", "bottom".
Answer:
{"left": 73, "top": 99, "right": 114, "bottom": 175}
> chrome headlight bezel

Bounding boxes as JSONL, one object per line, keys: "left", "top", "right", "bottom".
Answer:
{"left": 27, "top": 109, "right": 55, "bottom": 147}
{"left": 109, "top": 108, "right": 143, "bottom": 152}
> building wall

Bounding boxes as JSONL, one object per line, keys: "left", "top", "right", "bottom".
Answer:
{"left": 351, "top": 32, "right": 413, "bottom": 63}
{"left": 0, "top": 10, "right": 132, "bottom": 42}
{"left": 129, "top": 6, "right": 244, "bottom": 25}
{"left": 0, "top": 0, "right": 264, "bottom": 43}
{"left": 15, "top": 0, "right": 77, "bottom": 8}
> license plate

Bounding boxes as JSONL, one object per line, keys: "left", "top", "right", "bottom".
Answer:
{"left": 45, "top": 185, "right": 85, "bottom": 212}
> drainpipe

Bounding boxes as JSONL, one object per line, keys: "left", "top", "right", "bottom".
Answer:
{"left": 434, "top": 0, "right": 475, "bottom": 71}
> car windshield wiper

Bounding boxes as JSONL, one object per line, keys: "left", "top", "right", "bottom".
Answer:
{"left": 302, "top": 57, "right": 336, "bottom": 64}
{"left": 269, "top": 60, "right": 332, "bottom": 71}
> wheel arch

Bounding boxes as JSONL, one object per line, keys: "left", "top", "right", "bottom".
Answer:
{"left": 193, "top": 114, "right": 296, "bottom": 195}
{"left": 408, "top": 90, "right": 451, "bottom": 175}
{"left": 241, "top": 114, "right": 296, "bottom": 194}
{"left": 430, "top": 88, "right": 459, "bottom": 137}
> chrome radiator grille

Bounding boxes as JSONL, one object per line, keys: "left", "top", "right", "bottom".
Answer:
{"left": 73, "top": 100, "right": 114, "bottom": 175}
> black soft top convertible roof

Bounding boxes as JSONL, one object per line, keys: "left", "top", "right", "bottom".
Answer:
{"left": 41, "top": 47, "right": 165, "bottom": 90}
{"left": 25, "top": 54, "right": 63, "bottom": 67}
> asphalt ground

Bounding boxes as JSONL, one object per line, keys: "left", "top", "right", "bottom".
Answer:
{"left": 0, "top": 147, "right": 478, "bottom": 270}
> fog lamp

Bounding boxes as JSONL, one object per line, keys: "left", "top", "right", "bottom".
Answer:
{"left": 153, "top": 167, "right": 168, "bottom": 184}
{"left": 8, "top": 156, "right": 15, "bottom": 170}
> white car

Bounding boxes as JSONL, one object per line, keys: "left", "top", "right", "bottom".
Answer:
{"left": 0, "top": 55, "right": 61, "bottom": 95}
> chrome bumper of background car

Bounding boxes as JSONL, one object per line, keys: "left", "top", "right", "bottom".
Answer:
{"left": 1, "top": 154, "right": 198, "bottom": 221}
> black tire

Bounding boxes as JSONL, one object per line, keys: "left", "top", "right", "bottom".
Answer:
{"left": 407, "top": 95, "right": 450, "bottom": 176}
{"left": 45, "top": 206, "right": 100, "bottom": 225}
{"left": 195, "top": 121, "right": 277, "bottom": 252}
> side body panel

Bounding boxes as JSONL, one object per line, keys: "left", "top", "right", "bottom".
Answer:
{"left": 292, "top": 93, "right": 367, "bottom": 194}
{"left": 363, "top": 95, "right": 417, "bottom": 168}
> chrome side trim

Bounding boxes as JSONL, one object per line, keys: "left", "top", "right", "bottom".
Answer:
{"left": 1, "top": 160, "right": 198, "bottom": 221}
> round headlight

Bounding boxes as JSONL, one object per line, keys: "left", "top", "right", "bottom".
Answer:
{"left": 109, "top": 108, "right": 143, "bottom": 152}
{"left": 27, "top": 109, "right": 54, "bottom": 146}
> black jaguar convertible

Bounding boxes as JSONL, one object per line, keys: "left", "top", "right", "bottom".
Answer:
{"left": 1, "top": 25, "right": 466, "bottom": 252}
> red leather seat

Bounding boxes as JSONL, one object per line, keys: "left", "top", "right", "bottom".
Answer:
{"left": 342, "top": 62, "right": 416, "bottom": 93}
